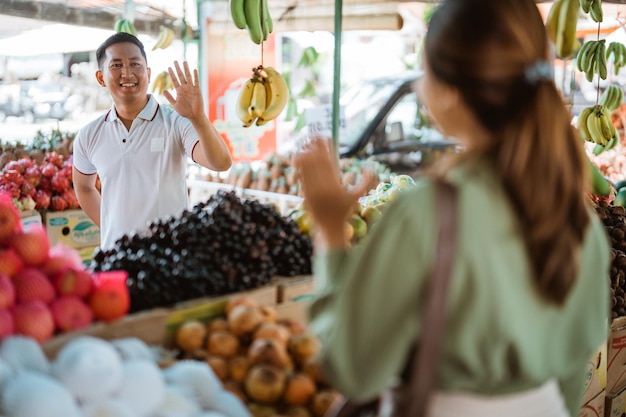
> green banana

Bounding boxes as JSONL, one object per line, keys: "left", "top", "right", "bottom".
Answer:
{"left": 597, "top": 40, "right": 608, "bottom": 80}
{"left": 263, "top": 0, "right": 274, "bottom": 34}
{"left": 581, "top": 0, "right": 593, "bottom": 13}
{"left": 229, "top": 0, "right": 247, "bottom": 30}
{"left": 260, "top": 0, "right": 269, "bottom": 41}
{"left": 576, "top": 41, "right": 593, "bottom": 72}
{"left": 600, "top": 85, "right": 624, "bottom": 112}
{"left": 545, "top": 0, "right": 564, "bottom": 44}
{"left": 556, "top": 0, "right": 580, "bottom": 59}
{"left": 244, "top": 0, "right": 263, "bottom": 44}
{"left": 583, "top": 41, "right": 600, "bottom": 81}
{"left": 589, "top": 0, "right": 603, "bottom": 22}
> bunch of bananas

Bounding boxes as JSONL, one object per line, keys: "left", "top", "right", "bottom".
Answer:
{"left": 152, "top": 26, "right": 175, "bottom": 51}
{"left": 546, "top": 0, "right": 581, "bottom": 59}
{"left": 229, "top": 0, "right": 273, "bottom": 44}
{"left": 576, "top": 40, "right": 607, "bottom": 82}
{"left": 599, "top": 85, "right": 625, "bottom": 112}
{"left": 582, "top": 0, "right": 604, "bottom": 22}
{"left": 579, "top": 105, "right": 619, "bottom": 148}
{"left": 114, "top": 18, "right": 138, "bottom": 36}
{"left": 606, "top": 42, "right": 626, "bottom": 76}
{"left": 236, "top": 66, "right": 289, "bottom": 127}
{"left": 151, "top": 71, "right": 174, "bottom": 96}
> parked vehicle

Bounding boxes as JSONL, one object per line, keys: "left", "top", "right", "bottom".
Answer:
{"left": 336, "top": 72, "right": 459, "bottom": 177}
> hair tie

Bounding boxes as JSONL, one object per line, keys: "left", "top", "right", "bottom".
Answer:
{"left": 524, "top": 61, "right": 553, "bottom": 84}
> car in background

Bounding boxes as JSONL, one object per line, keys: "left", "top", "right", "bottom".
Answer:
{"left": 336, "top": 72, "right": 459, "bottom": 177}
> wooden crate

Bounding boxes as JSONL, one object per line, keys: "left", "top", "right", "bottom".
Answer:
{"left": 275, "top": 275, "right": 314, "bottom": 303}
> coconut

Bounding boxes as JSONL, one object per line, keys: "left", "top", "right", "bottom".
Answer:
{"left": 162, "top": 360, "right": 222, "bottom": 409}
{"left": 0, "top": 335, "right": 50, "bottom": 374}
{"left": 1, "top": 371, "right": 82, "bottom": 417}
{"left": 113, "top": 359, "right": 165, "bottom": 417}
{"left": 52, "top": 336, "right": 124, "bottom": 403}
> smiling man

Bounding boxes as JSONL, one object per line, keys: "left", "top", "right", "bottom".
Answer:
{"left": 72, "top": 32, "right": 232, "bottom": 250}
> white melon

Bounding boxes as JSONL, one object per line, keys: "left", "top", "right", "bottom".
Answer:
{"left": 113, "top": 359, "right": 165, "bottom": 417}
{"left": 81, "top": 398, "right": 137, "bottom": 417}
{"left": 0, "top": 371, "right": 81, "bottom": 417}
{"left": 153, "top": 385, "right": 201, "bottom": 417}
{"left": 110, "top": 338, "right": 155, "bottom": 362}
{"left": 52, "top": 336, "right": 124, "bottom": 403}
{"left": 0, "top": 336, "right": 50, "bottom": 374}
{"left": 162, "top": 360, "right": 222, "bottom": 409}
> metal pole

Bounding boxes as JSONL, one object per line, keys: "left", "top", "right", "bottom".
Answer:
{"left": 331, "top": 0, "right": 343, "bottom": 153}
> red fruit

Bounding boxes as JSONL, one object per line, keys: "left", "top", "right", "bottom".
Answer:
{"left": 42, "top": 243, "right": 84, "bottom": 278}
{"left": 0, "top": 309, "right": 14, "bottom": 340}
{"left": 53, "top": 267, "right": 93, "bottom": 298}
{"left": 89, "top": 271, "right": 130, "bottom": 322}
{"left": 0, "top": 248, "right": 24, "bottom": 278}
{"left": 17, "top": 157, "right": 34, "bottom": 171}
{"left": 51, "top": 172, "right": 70, "bottom": 193}
{"left": 11, "top": 223, "right": 50, "bottom": 266}
{"left": 1, "top": 170, "right": 24, "bottom": 187}
{"left": 45, "top": 151, "right": 64, "bottom": 168}
{"left": 0, "top": 192, "right": 21, "bottom": 242}
{"left": 0, "top": 275, "right": 15, "bottom": 309}
{"left": 41, "top": 163, "right": 58, "bottom": 179}
{"left": 24, "top": 166, "right": 42, "bottom": 188}
{"left": 19, "top": 181, "right": 36, "bottom": 198}
{"left": 4, "top": 161, "right": 24, "bottom": 174}
{"left": 50, "top": 196, "right": 68, "bottom": 212}
{"left": 38, "top": 177, "right": 52, "bottom": 193}
{"left": 13, "top": 267, "right": 56, "bottom": 304}
{"left": 61, "top": 190, "right": 80, "bottom": 210}
{"left": 13, "top": 301, "right": 55, "bottom": 343}
{"left": 0, "top": 183, "right": 20, "bottom": 200}
{"left": 50, "top": 296, "right": 94, "bottom": 332}
{"left": 34, "top": 190, "right": 51, "bottom": 210}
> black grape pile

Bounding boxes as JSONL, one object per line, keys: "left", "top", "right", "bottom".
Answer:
{"left": 90, "top": 190, "right": 313, "bottom": 313}
{"left": 595, "top": 200, "right": 626, "bottom": 319}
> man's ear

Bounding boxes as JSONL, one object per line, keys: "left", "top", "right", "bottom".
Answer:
{"left": 147, "top": 67, "right": 151, "bottom": 84}
{"left": 95, "top": 70, "right": 105, "bottom": 87}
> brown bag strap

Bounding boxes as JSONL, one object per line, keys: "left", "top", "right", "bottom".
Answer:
{"left": 404, "top": 180, "right": 459, "bottom": 416}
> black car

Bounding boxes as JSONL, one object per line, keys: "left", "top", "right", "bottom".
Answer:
{"left": 335, "top": 72, "right": 459, "bottom": 177}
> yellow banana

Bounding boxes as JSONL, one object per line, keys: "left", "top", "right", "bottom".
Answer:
{"left": 599, "top": 107, "right": 616, "bottom": 140}
{"left": 555, "top": 0, "right": 580, "bottom": 59}
{"left": 577, "top": 106, "right": 595, "bottom": 143}
{"left": 152, "top": 26, "right": 175, "bottom": 51}
{"left": 236, "top": 78, "right": 256, "bottom": 127}
{"left": 586, "top": 108, "right": 607, "bottom": 146}
{"left": 256, "top": 66, "right": 289, "bottom": 124}
{"left": 249, "top": 78, "right": 267, "bottom": 118}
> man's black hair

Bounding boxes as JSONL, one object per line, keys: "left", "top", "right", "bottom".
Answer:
{"left": 96, "top": 32, "right": 147, "bottom": 69}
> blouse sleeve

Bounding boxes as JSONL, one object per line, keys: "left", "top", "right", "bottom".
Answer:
{"left": 308, "top": 183, "right": 439, "bottom": 401}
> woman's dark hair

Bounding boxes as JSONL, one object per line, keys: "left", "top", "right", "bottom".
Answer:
{"left": 96, "top": 32, "right": 147, "bottom": 69}
{"left": 425, "top": 0, "right": 591, "bottom": 305}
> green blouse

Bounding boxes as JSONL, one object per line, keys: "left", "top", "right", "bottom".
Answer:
{"left": 308, "top": 161, "right": 610, "bottom": 417}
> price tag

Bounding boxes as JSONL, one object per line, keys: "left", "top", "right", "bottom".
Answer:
{"left": 304, "top": 104, "right": 347, "bottom": 139}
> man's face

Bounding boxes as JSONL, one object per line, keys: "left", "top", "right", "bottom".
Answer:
{"left": 96, "top": 42, "right": 150, "bottom": 102}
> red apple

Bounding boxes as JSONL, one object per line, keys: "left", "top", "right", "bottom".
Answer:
{"left": 89, "top": 271, "right": 130, "bottom": 322}
{"left": 0, "top": 275, "right": 15, "bottom": 309}
{"left": 13, "top": 301, "right": 55, "bottom": 343}
{"left": 0, "top": 248, "right": 24, "bottom": 278}
{"left": 53, "top": 267, "right": 93, "bottom": 298}
{"left": 0, "top": 192, "right": 21, "bottom": 242}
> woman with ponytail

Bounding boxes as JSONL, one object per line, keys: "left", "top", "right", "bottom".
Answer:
{"left": 293, "top": 0, "right": 610, "bottom": 416}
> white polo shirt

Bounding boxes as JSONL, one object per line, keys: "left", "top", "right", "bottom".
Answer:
{"left": 73, "top": 95, "right": 198, "bottom": 250}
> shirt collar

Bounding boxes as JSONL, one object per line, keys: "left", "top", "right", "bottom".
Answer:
{"left": 106, "top": 94, "right": 159, "bottom": 122}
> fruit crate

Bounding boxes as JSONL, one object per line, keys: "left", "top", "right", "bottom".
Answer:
{"left": 187, "top": 179, "right": 302, "bottom": 215}
{"left": 42, "top": 281, "right": 279, "bottom": 357}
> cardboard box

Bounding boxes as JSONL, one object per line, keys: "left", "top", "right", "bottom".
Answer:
{"left": 44, "top": 209, "right": 100, "bottom": 248}
{"left": 580, "top": 342, "right": 608, "bottom": 406}
{"left": 608, "top": 317, "right": 626, "bottom": 395}
{"left": 19, "top": 209, "right": 42, "bottom": 227}
{"left": 606, "top": 384, "right": 626, "bottom": 417}
{"left": 578, "top": 390, "right": 605, "bottom": 417}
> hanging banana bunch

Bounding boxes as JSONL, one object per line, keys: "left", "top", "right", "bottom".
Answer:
{"left": 151, "top": 71, "right": 174, "bottom": 96}
{"left": 236, "top": 66, "right": 290, "bottom": 127}
{"left": 576, "top": 40, "right": 608, "bottom": 82}
{"left": 114, "top": 18, "right": 138, "bottom": 36}
{"left": 582, "top": 0, "right": 604, "bottom": 22}
{"left": 229, "top": 0, "right": 273, "bottom": 44}
{"left": 152, "top": 26, "right": 176, "bottom": 51}
{"left": 578, "top": 105, "right": 619, "bottom": 149}
{"left": 545, "top": 0, "right": 581, "bottom": 59}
